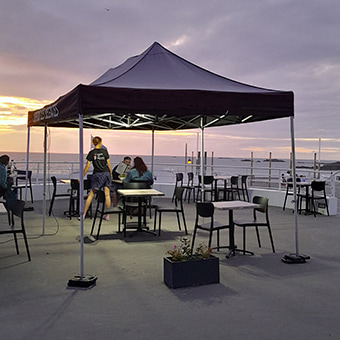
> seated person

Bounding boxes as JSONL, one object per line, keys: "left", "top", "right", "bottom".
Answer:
{"left": 123, "top": 156, "right": 154, "bottom": 186}
{"left": 112, "top": 156, "right": 131, "bottom": 207}
{"left": 112, "top": 156, "right": 131, "bottom": 180}
{"left": 0, "top": 154, "right": 17, "bottom": 203}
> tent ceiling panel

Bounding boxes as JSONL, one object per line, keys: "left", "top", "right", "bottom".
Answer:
{"left": 28, "top": 42, "right": 293, "bottom": 129}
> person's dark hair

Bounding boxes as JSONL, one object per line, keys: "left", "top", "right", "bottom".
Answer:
{"left": 133, "top": 157, "right": 147, "bottom": 177}
{"left": 123, "top": 156, "right": 131, "bottom": 162}
{"left": 0, "top": 155, "right": 9, "bottom": 165}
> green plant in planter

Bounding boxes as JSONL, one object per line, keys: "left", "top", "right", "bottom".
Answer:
{"left": 166, "top": 237, "right": 212, "bottom": 262}
{"left": 164, "top": 238, "right": 219, "bottom": 288}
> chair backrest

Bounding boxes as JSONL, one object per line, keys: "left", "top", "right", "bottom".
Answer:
{"left": 123, "top": 181, "right": 148, "bottom": 190}
{"left": 196, "top": 202, "right": 214, "bottom": 218}
{"left": 174, "top": 187, "right": 185, "bottom": 204}
{"left": 70, "top": 179, "right": 79, "bottom": 190}
{"left": 230, "top": 176, "right": 239, "bottom": 186}
{"left": 241, "top": 175, "right": 248, "bottom": 185}
{"left": 96, "top": 190, "right": 106, "bottom": 204}
{"left": 253, "top": 196, "right": 269, "bottom": 214}
{"left": 198, "top": 175, "right": 214, "bottom": 185}
{"left": 187, "top": 172, "right": 194, "bottom": 184}
{"left": 16, "top": 170, "right": 32, "bottom": 183}
{"left": 51, "top": 176, "right": 57, "bottom": 191}
{"left": 311, "top": 180, "right": 326, "bottom": 192}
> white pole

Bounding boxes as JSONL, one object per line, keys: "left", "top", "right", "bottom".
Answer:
{"left": 42, "top": 124, "right": 47, "bottom": 235}
{"left": 290, "top": 116, "right": 299, "bottom": 256}
{"left": 151, "top": 129, "right": 155, "bottom": 176}
{"left": 24, "top": 127, "right": 31, "bottom": 202}
{"left": 79, "top": 115, "right": 84, "bottom": 278}
{"left": 318, "top": 137, "right": 321, "bottom": 178}
{"left": 200, "top": 117, "right": 205, "bottom": 202}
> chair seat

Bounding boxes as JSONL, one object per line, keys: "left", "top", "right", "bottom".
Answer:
{"left": 156, "top": 206, "right": 182, "bottom": 213}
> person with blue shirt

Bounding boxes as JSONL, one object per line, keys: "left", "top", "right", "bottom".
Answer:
{"left": 123, "top": 157, "right": 153, "bottom": 186}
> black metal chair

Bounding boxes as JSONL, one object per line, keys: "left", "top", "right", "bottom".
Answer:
{"left": 153, "top": 186, "right": 187, "bottom": 236}
{"left": 191, "top": 202, "right": 231, "bottom": 252}
{"left": 14, "top": 170, "right": 33, "bottom": 203}
{"left": 234, "top": 196, "right": 275, "bottom": 255}
{"left": 182, "top": 172, "right": 196, "bottom": 203}
{"left": 0, "top": 200, "right": 31, "bottom": 261}
{"left": 122, "top": 181, "right": 149, "bottom": 237}
{"left": 48, "top": 176, "right": 70, "bottom": 216}
{"left": 228, "top": 176, "right": 241, "bottom": 201}
{"left": 310, "top": 181, "right": 329, "bottom": 217}
{"left": 65, "top": 179, "right": 92, "bottom": 219}
{"left": 283, "top": 177, "right": 301, "bottom": 211}
{"left": 90, "top": 190, "right": 123, "bottom": 240}
{"left": 196, "top": 175, "right": 214, "bottom": 202}
{"left": 172, "top": 173, "right": 183, "bottom": 202}
{"left": 240, "top": 175, "right": 249, "bottom": 202}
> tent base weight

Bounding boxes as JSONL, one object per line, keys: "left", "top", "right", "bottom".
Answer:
{"left": 67, "top": 274, "right": 97, "bottom": 288}
{"left": 281, "top": 253, "right": 310, "bottom": 264}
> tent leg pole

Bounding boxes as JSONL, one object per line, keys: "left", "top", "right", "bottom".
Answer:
{"left": 200, "top": 117, "right": 205, "bottom": 202}
{"left": 24, "top": 127, "right": 34, "bottom": 212}
{"left": 67, "top": 114, "right": 97, "bottom": 288}
{"left": 282, "top": 116, "right": 310, "bottom": 264}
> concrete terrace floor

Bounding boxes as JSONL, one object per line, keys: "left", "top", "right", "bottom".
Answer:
{"left": 1, "top": 197, "right": 340, "bottom": 340}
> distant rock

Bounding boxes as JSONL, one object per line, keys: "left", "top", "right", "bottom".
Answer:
{"left": 263, "top": 159, "right": 285, "bottom": 162}
{"left": 321, "top": 162, "right": 340, "bottom": 170}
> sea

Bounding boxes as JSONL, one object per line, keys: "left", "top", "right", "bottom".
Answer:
{"left": 4, "top": 151, "right": 335, "bottom": 185}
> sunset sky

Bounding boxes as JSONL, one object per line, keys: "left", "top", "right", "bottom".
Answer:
{"left": 1, "top": 0, "right": 339, "bottom": 160}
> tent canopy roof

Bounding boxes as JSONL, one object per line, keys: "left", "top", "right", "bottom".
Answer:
{"left": 28, "top": 42, "right": 293, "bottom": 130}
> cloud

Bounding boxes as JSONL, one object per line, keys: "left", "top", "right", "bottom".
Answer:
{"left": 0, "top": 0, "right": 340, "bottom": 159}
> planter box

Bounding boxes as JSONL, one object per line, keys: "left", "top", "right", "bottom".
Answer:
{"left": 163, "top": 255, "right": 220, "bottom": 289}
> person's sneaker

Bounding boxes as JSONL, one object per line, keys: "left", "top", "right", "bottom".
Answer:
{"left": 103, "top": 214, "right": 110, "bottom": 221}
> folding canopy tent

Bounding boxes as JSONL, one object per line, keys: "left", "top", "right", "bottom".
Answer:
{"left": 28, "top": 42, "right": 301, "bottom": 285}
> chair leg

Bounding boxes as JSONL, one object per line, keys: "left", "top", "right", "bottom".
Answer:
{"left": 181, "top": 212, "right": 188, "bottom": 235}
{"left": 176, "top": 211, "right": 181, "bottom": 231}
{"left": 13, "top": 233, "right": 19, "bottom": 254}
{"left": 96, "top": 211, "right": 104, "bottom": 240}
{"left": 118, "top": 212, "right": 122, "bottom": 233}
{"left": 191, "top": 228, "right": 197, "bottom": 253}
{"left": 255, "top": 226, "right": 261, "bottom": 247}
{"left": 48, "top": 195, "right": 55, "bottom": 216}
{"left": 208, "top": 230, "right": 213, "bottom": 248}
{"left": 242, "top": 228, "right": 246, "bottom": 255}
{"left": 267, "top": 227, "right": 275, "bottom": 253}
{"left": 158, "top": 211, "right": 162, "bottom": 236}
{"left": 22, "top": 230, "right": 31, "bottom": 261}
{"left": 90, "top": 206, "right": 99, "bottom": 236}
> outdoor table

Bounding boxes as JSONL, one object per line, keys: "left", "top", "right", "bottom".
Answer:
{"left": 118, "top": 189, "right": 164, "bottom": 235}
{"left": 296, "top": 181, "right": 312, "bottom": 214}
{"left": 213, "top": 200, "right": 259, "bottom": 258}
{"left": 61, "top": 179, "right": 91, "bottom": 218}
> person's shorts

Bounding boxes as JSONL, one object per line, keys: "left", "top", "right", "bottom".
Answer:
{"left": 91, "top": 172, "right": 111, "bottom": 191}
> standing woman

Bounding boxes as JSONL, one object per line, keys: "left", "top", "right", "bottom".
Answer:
{"left": 123, "top": 156, "right": 153, "bottom": 186}
{"left": 83, "top": 136, "right": 112, "bottom": 219}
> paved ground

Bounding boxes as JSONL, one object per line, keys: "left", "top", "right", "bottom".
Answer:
{"left": 1, "top": 197, "right": 340, "bottom": 340}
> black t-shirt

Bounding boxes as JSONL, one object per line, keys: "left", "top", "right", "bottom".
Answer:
{"left": 86, "top": 148, "right": 109, "bottom": 173}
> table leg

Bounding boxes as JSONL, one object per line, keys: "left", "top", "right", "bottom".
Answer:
{"left": 226, "top": 210, "right": 235, "bottom": 258}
